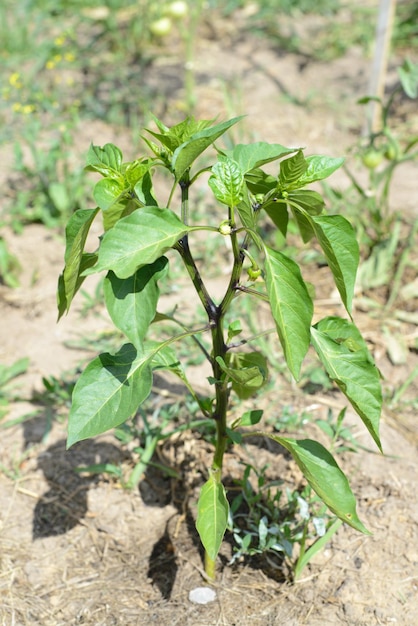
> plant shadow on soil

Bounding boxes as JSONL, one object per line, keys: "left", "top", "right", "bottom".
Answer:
{"left": 22, "top": 405, "right": 290, "bottom": 600}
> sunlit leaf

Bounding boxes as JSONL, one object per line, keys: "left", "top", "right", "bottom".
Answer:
{"left": 103, "top": 257, "right": 169, "bottom": 347}
{"left": 67, "top": 343, "right": 153, "bottom": 447}
{"left": 311, "top": 215, "right": 359, "bottom": 314}
{"left": 267, "top": 435, "right": 371, "bottom": 533}
{"left": 196, "top": 473, "right": 229, "bottom": 561}
{"left": 264, "top": 246, "right": 313, "bottom": 379}
{"left": 208, "top": 157, "right": 244, "bottom": 206}
{"left": 311, "top": 317, "right": 382, "bottom": 451}
{"left": 57, "top": 208, "right": 99, "bottom": 318}
{"left": 84, "top": 207, "right": 191, "bottom": 279}
{"left": 85, "top": 143, "right": 123, "bottom": 177}
{"left": 225, "top": 142, "right": 296, "bottom": 174}
{"left": 172, "top": 116, "right": 243, "bottom": 180}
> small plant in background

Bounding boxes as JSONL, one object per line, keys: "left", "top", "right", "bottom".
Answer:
{"left": 58, "top": 115, "right": 382, "bottom": 580}
{"left": 324, "top": 60, "right": 418, "bottom": 296}
{"left": 0, "top": 358, "right": 29, "bottom": 421}
{"left": 228, "top": 464, "right": 341, "bottom": 581}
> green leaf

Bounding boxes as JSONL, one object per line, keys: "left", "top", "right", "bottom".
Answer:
{"left": 295, "top": 155, "right": 344, "bottom": 187}
{"left": 57, "top": 208, "right": 100, "bottom": 318}
{"left": 290, "top": 206, "right": 315, "bottom": 242}
{"left": 287, "top": 189, "right": 325, "bottom": 215}
{"left": 236, "top": 196, "right": 256, "bottom": 230}
{"left": 245, "top": 168, "right": 277, "bottom": 195}
{"left": 279, "top": 150, "right": 307, "bottom": 188}
{"left": 85, "top": 143, "right": 123, "bottom": 177}
{"left": 196, "top": 473, "right": 229, "bottom": 561}
{"left": 263, "top": 200, "right": 289, "bottom": 237}
{"left": 103, "top": 257, "right": 169, "bottom": 347}
{"left": 67, "top": 343, "right": 153, "bottom": 447}
{"left": 225, "top": 142, "right": 296, "bottom": 174}
{"left": 264, "top": 246, "right": 313, "bottom": 380}
{"left": 217, "top": 352, "right": 268, "bottom": 399}
{"left": 93, "top": 178, "right": 126, "bottom": 211}
{"left": 208, "top": 157, "right": 244, "bottom": 206}
{"left": 84, "top": 207, "right": 191, "bottom": 279}
{"left": 311, "top": 215, "right": 359, "bottom": 314}
{"left": 310, "top": 317, "right": 382, "bottom": 452}
{"left": 172, "top": 116, "right": 243, "bottom": 180}
{"left": 267, "top": 435, "right": 371, "bottom": 533}
{"left": 235, "top": 409, "right": 263, "bottom": 427}
{"left": 398, "top": 58, "right": 418, "bottom": 99}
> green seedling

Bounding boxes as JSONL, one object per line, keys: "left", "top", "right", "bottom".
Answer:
{"left": 58, "top": 115, "right": 382, "bottom": 580}
{"left": 0, "top": 357, "right": 29, "bottom": 421}
{"left": 228, "top": 465, "right": 341, "bottom": 580}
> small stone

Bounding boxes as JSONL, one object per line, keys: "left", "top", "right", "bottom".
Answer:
{"left": 189, "top": 586, "right": 217, "bottom": 604}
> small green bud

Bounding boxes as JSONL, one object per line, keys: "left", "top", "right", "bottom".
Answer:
{"left": 219, "top": 220, "right": 232, "bottom": 236}
{"left": 247, "top": 266, "right": 262, "bottom": 281}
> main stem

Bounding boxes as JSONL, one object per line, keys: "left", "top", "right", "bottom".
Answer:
{"left": 177, "top": 182, "right": 246, "bottom": 579}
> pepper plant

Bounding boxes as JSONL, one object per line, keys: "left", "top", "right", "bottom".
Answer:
{"left": 58, "top": 115, "right": 382, "bottom": 580}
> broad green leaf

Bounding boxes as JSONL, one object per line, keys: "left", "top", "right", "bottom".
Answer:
{"left": 102, "top": 196, "right": 139, "bottom": 231}
{"left": 84, "top": 207, "right": 191, "bottom": 279}
{"left": 134, "top": 171, "right": 157, "bottom": 206}
{"left": 279, "top": 150, "right": 307, "bottom": 188}
{"left": 234, "top": 409, "right": 263, "bottom": 428}
{"left": 85, "top": 143, "right": 123, "bottom": 177}
{"left": 172, "top": 116, "right": 243, "bottom": 180}
{"left": 288, "top": 189, "right": 325, "bottom": 215}
{"left": 295, "top": 155, "right": 344, "bottom": 187}
{"left": 208, "top": 157, "right": 244, "bottom": 207}
{"left": 264, "top": 200, "right": 289, "bottom": 237}
{"left": 93, "top": 178, "right": 126, "bottom": 211}
{"left": 267, "top": 435, "right": 370, "bottom": 534}
{"left": 311, "top": 215, "right": 359, "bottom": 314}
{"left": 216, "top": 352, "right": 268, "bottom": 399}
{"left": 225, "top": 142, "right": 296, "bottom": 174}
{"left": 264, "top": 246, "right": 313, "bottom": 379}
{"left": 290, "top": 205, "right": 315, "bottom": 242}
{"left": 236, "top": 196, "right": 256, "bottom": 230}
{"left": 67, "top": 343, "right": 153, "bottom": 447}
{"left": 57, "top": 208, "right": 100, "bottom": 318}
{"left": 245, "top": 168, "right": 277, "bottom": 195}
{"left": 310, "top": 317, "right": 382, "bottom": 451}
{"left": 103, "top": 257, "right": 169, "bottom": 347}
{"left": 196, "top": 473, "right": 229, "bottom": 561}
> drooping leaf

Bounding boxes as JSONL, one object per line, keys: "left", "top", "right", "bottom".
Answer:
{"left": 67, "top": 343, "right": 153, "bottom": 447}
{"left": 263, "top": 199, "right": 289, "bottom": 237}
{"left": 196, "top": 473, "right": 229, "bottom": 561}
{"left": 236, "top": 195, "right": 257, "bottom": 230}
{"left": 57, "top": 208, "right": 100, "bottom": 318}
{"left": 85, "top": 143, "right": 123, "bottom": 177}
{"left": 93, "top": 178, "right": 126, "bottom": 211}
{"left": 311, "top": 215, "right": 359, "bottom": 315}
{"left": 287, "top": 189, "right": 325, "bottom": 215}
{"left": 294, "top": 155, "right": 344, "bottom": 187}
{"left": 290, "top": 205, "right": 315, "bottom": 242}
{"left": 310, "top": 317, "right": 382, "bottom": 451}
{"left": 267, "top": 435, "right": 371, "bottom": 534}
{"left": 103, "top": 257, "right": 169, "bottom": 347}
{"left": 216, "top": 352, "right": 268, "bottom": 399}
{"left": 224, "top": 142, "right": 297, "bottom": 174}
{"left": 264, "top": 246, "right": 313, "bottom": 379}
{"left": 172, "top": 116, "right": 243, "bottom": 180}
{"left": 208, "top": 157, "right": 244, "bottom": 207}
{"left": 84, "top": 207, "right": 191, "bottom": 279}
